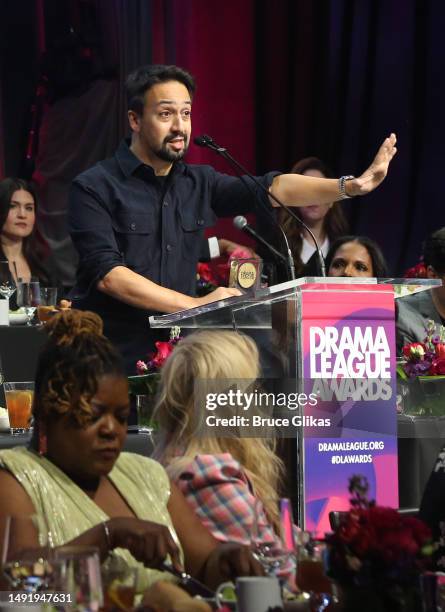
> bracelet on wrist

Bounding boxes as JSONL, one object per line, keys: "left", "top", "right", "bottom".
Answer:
{"left": 102, "top": 521, "right": 112, "bottom": 550}
{"left": 338, "top": 175, "right": 355, "bottom": 200}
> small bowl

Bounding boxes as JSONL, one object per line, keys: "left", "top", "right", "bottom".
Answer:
{"left": 9, "top": 313, "right": 28, "bottom": 325}
{"left": 0, "top": 415, "right": 10, "bottom": 431}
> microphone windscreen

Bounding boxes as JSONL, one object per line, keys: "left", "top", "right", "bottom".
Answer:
{"left": 233, "top": 215, "right": 247, "bottom": 230}
{"left": 194, "top": 134, "right": 214, "bottom": 147}
{"left": 193, "top": 135, "right": 208, "bottom": 147}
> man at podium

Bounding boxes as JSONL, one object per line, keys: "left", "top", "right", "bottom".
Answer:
{"left": 68, "top": 64, "right": 397, "bottom": 372}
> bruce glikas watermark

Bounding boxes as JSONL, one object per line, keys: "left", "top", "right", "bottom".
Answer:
{"left": 202, "top": 387, "right": 331, "bottom": 429}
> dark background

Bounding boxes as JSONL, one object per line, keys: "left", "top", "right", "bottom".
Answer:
{"left": 1, "top": 0, "right": 444, "bottom": 279}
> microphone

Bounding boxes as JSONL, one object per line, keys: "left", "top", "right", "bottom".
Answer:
{"left": 194, "top": 133, "right": 326, "bottom": 277}
{"left": 233, "top": 216, "right": 288, "bottom": 263}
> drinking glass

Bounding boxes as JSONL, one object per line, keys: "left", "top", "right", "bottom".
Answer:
{"left": 100, "top": 564, "right": 137, "bottom": 611}
{"left": 53, "top": 545, "right": 103, "bottom": 611}
{"left": 1, "top": 515, "right": 53, "bottom": 593}
{"left": 4, "top": 381, "right": 34, "bottom": 435}
{"left": 421, "top": 571, "right": 445, "bottom": 612}
{"left": 37, "top": 287, "right": 58, "bottom": 324}
{"left": 136, "top": 395, "right": 154, "bottom": 442}
{"left": 251, "top": 498, "right": 296, "bottom": 576}
{"left": 296, "top": 536, "right": 333, "bottom": 611}
{"left": 16, "top": 281, "right": 41, "bottom": 325}
{"left": 0, "top": 261, "right": 16, "bottom": 300}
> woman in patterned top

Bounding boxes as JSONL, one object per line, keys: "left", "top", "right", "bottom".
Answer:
{"left": 153, "top": 330, "right": 295, "bottom": 587}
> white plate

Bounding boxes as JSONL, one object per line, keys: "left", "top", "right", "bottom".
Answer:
{"left": 9, "top": 313, "right": 28, "bottom": 325}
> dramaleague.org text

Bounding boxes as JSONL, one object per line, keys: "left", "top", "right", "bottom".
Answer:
{"left": 205, "top": 415, "right": 331, "bottom": 427}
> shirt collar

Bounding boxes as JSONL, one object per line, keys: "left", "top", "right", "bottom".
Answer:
{"left": 116, "top": 138, "right": 186, "bottom": 179}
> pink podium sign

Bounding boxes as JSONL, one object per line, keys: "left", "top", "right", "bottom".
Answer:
{"left": 299, "top": 284, "right": 398, "bottom": 536}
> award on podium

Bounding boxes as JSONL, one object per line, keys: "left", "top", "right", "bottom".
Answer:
{"left": 228, "top": 258, "right": 262, "bottom": 292}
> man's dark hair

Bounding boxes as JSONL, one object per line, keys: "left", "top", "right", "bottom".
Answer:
{"left": 423, "top": 227, "right": 445, "bottom": 274}
{"left": 125, "top": 64, "right": 196, "bottom": 114}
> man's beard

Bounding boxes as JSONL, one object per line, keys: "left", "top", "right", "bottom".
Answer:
{"left": 155, "top": 133, "right": 189, "bottom": 162}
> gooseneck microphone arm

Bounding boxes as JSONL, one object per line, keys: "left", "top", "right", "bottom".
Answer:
{"left": 194, "top": 134, "right": 325, "bottom": 277}
{"left": 232, "top": 216, "right": 288, "bottom": 263}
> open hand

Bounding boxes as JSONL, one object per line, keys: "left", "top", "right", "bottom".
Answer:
{"left": 350, "top": 133, "right": 397, "bottom": 196}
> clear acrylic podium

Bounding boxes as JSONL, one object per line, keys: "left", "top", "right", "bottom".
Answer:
{"left": 150, "top": 277, "right": 439, "bottom": 534}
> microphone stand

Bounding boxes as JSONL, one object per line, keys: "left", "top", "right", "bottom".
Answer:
{"left": 197, "top": 135, "right": 325, "bottom": 277}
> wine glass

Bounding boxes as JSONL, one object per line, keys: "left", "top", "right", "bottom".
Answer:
{"left": 1, "top": 515, "right": 53, "bottom": 593}
{"left": 0, "top": 261, "right": 16, "bottom": 301}
{"left": 250, "top": 498, "right": 296, "bottom": 577}
{"left": 16, "top": 281, "right": 41, "bottom": 325}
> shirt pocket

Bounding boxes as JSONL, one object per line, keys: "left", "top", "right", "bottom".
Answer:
{"left": 179, "top": 208, "right": 217, "bottom": 262}
{"left": 112, "top": 212, "right": 154, "bottom": 269}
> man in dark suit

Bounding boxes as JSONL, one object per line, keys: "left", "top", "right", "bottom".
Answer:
{"left": 396, "top": 227, "right": 445, "bottom": 353}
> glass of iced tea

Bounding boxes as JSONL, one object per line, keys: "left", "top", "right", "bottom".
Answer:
{"left": 4, "top": 382, "right": 34, "bottom": 435}
{"left": 101, "top": 565, "right": 137, "bottom": 611}
{"left": 296, "top": 537, "right": 333, "bottom": 611}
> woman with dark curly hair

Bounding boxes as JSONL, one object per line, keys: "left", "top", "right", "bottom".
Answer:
{"left": 0, "top": 310, "right": 261, "bottom": 606}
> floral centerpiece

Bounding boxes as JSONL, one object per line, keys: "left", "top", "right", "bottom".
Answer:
{"left": 397, "top": 320, "right": 445, "bottom": 415}
{"left": 128, "top": 327, "right": 182, "bottom": 397}
{"left": 326, "top": 476, "right": 433, "bottom": 612}
{"left": 196, "top": 262, "right": 219, "bottom": 296}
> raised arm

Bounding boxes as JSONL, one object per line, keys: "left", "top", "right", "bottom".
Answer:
{"left": 270, "top": 133, "right": 397, "bottom": 206}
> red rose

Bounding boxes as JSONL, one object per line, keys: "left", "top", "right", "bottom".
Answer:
{"left": 436, "top": 343, "right": 445, "bottom": 359}
{"left": 403, "top": 516, "right": 432, "bottom": 545}
{"left": 229, "top": 246, "right": 253, "bottom": 260}
{"left": 430, "top": 358, "right": 445, "bottom": 375}
{"left": 151, "top": 341, "right": 174, "bottom": 368}
{"left": 197, "top": 263, "right": 215, "bottom": 283}
{"left": 402, "top": 342, "right": 426, "bottom": 360}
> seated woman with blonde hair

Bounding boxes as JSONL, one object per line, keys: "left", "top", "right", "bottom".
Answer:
{"left": 0, "top": 310, "right": 261, "bottom": 606}
{"left": 153, "top": 330, "right": 294, "bottom": 586}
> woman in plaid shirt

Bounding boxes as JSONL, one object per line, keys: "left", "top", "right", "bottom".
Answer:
{"left": 153, "top": 330, "right": 296, "bottom": 589}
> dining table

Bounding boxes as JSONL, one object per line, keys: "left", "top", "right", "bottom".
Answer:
{"left": 0, "top": 324, "right": 444, "bottom": 511}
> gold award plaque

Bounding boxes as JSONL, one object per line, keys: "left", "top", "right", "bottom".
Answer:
{"left": 237, "top": 261, "right": 257, "bottom": 289}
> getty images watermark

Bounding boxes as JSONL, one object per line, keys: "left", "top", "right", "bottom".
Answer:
{"left": 194, "top": 379, "right": 333, "bottom": 438}
{"left": 192, "top": 378, "right": 398, "bottom": 438}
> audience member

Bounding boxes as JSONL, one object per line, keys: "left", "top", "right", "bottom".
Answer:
{"left": 0, "top": 178, "right": 59, "bottom": 288}
{"left": 419, "top": 444, "right": 445, "bottom": 568}
{"left": 326, "top": 235, "right": 388, "bottom": 278}
{"left": 397, "top": 227, "right": 445, "bottom": 353}
{"left": 153, "top": 330, "right": 295, "bottom": 587}
{"left": 278, "top": 157, "right": 349, "bottom": 277}
{"left": 0, "top": 310, "right": 261, "bottom": 599}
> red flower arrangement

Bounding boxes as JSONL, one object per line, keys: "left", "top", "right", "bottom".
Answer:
{"left": 136, "top": 326, "right": 182, "bottom": 374}
{"left": 326, "top": 476, "right": 433, "bottom": 608}
{"left": 403, "top": 260, "right": 428, "bottom": 279}
{"left": 399, "top": 320, "right": 445, "bottom": 378}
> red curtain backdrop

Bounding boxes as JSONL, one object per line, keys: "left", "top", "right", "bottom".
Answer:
{"left": 3, "top": 0, "right": 445, "bottom": 275}
{"left": 152, "top": 0, "right": 257, "bottom": 246}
